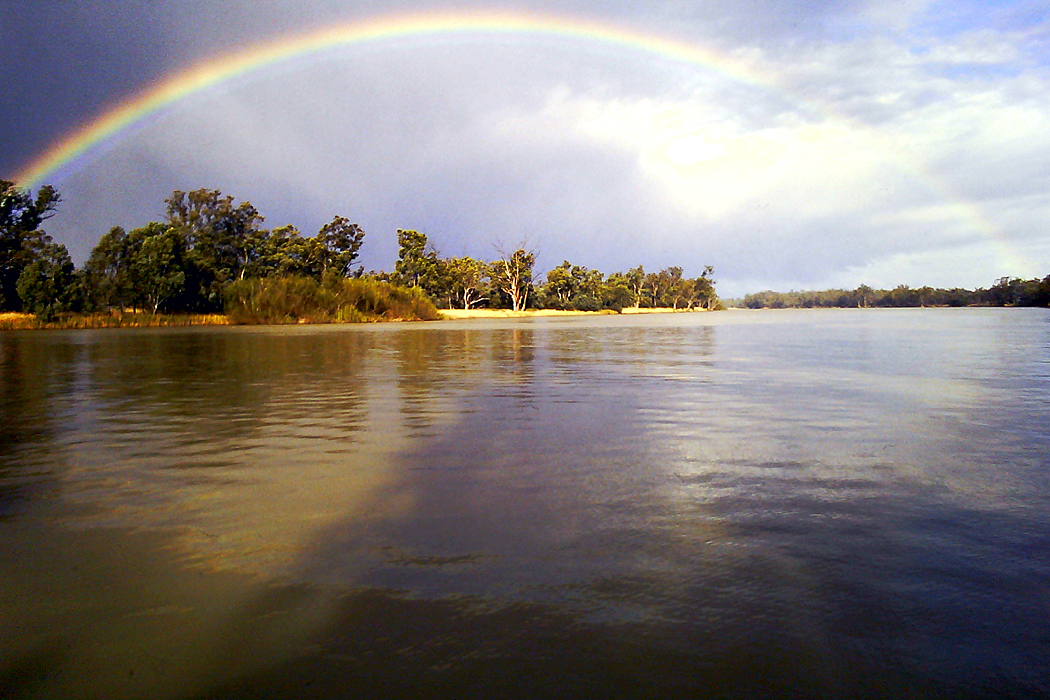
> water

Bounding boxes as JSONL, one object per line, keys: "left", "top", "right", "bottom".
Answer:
{"left": 2, "top": 308, "right": 1049, "bottom": 699}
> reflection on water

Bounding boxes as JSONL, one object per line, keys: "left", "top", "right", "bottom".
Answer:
{"left": 1, "top": 309, "right": 1049, "bottom": 699}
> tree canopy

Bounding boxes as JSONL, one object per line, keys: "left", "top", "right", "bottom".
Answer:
{"left": 3, "top": 183, "right": 732, "bottom": 320}
{"left": 1, "top": 181, "right": 64, "bottom": 311}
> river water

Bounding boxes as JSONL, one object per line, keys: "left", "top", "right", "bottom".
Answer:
{"left": 2, "top": 308, "right": 1048, "bottom": 699}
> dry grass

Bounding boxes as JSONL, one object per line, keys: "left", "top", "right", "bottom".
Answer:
{"left": 224, "top": 277, "right": 441, "bottom": 324}
{"left": 0, "top": 312, "right": 229, "bottom": 331}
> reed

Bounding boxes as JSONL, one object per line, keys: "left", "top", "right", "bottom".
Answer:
{"left": 224, "top": 276, "right": 441, "bottom": 324}
{"left": 0, "top": 278, "right": 439, "bottom": 329}
{"left": 0, "top": 311, "right": 228, "bottom": 330}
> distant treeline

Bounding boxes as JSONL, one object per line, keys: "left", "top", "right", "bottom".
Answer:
{"left": 734, "top": 278, "right": 1050, "bottom": 309}
{"left": 1, "top": 182, "right": 720, "bottom": 322}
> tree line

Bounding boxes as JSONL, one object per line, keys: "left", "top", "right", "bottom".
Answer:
{"left": 0, "top": 182, "right": 720, "bottom": 320}
{"left": 2, "top": 183, "right": 372, "bottom": 318}
{"left": 736, "top": 279, "right": 1050, "bottom": 309}
{"left": 386, "top": 228, "right": 718, "bottom": 312}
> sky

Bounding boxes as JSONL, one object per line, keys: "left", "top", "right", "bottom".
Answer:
{"left": 2, "top": 0, "right": 1049, "bottom": 298}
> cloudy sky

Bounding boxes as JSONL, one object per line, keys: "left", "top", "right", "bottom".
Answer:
{"left": 3, "top": 0, "right": 1049, "bottom": 297}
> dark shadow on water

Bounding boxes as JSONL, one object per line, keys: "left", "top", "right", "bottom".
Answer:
{"left": 0, "top": 333, "right": 80, "bottom": 517}
{"left": 188, "top": 586, "right": 1001, "bottom": 700}
{"left": 0, "top": 642, "right": 66, "bottom": 700}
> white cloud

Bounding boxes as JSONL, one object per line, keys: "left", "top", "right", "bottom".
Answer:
{"left": 857, "top": 0, "right": 935, "bottom": 31}
{"left": 919, "top": 30, "right": 1023, "bottom": 65}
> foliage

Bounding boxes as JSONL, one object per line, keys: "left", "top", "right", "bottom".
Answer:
{"left": 442, "top": 256, "right": 490, "bottom": 309}
{"left": 490, "top": 247, "right": 535, "bottom": 311}
{"left": 15, "top": 242, "right": 76, "bottom": 319}
{"left": 6, "top": 184, "right": 729, "bottom": 323}
{"left": 128, "top": 222, "right": 188, "bottom": 313}
{"left": 78, "top": 189, "right": 369, "bottom": 316}
{"left": 224, "top": 276, "right": 440, "bottom": 324}
{"left": 534, "top": 262, "right": 716, "bottom": 312}
{"left": 737, "top": 276, "right": 1050, "bottom": 309}
{"left": 1, "top": 181, "right": 61, "bottom": 311}
{"left": 316, "top": 216, "right": 366, "bottom": 277}
{"left": 82, "top": 226, "right": 133, "bottom": 311}
{"left": 600, "top": 272, "right": 635, "bottom": 312}
{"left": 541, "top": 260, "right": 604, "bottom": 310}
{"left": 82, "top": 222, "right": 192, "bottom": 313}
{"left": 21, "top": 184, "right": 1050, "bottom": 321}
{"left": 393, "top": 229, "right": 440, "bottom": 290}
{"left": 984, "top": 276, "right": 1050, "bottom": 307}
{"left": 165, "top": 189, "right": 266, "bottom": 307}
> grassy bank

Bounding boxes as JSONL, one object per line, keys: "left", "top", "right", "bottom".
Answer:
{"left": 224, "top": 276, "right": 441, "bottom": 324}
{"left": 1, "top": 277, "right": 441, "bottom": 329}
{"left": 0, "top": 311, "right": 228, "bottom": 331}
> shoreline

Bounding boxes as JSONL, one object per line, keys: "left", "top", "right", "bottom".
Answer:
{"left": 0, "top": 312, "right": 230, "bottom": 331}
{"left": 1, "top": 307, "right": 710, "bottom": 330}
{"left": 7, "top": 305, "right": 1031, "bottom": 330}
{"left": 438, "top": 307, "right": 706, "bottom": 320}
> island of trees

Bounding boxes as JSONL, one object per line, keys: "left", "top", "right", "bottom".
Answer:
{"left": 1, "top": 182, "right": 719, "bottom": 327}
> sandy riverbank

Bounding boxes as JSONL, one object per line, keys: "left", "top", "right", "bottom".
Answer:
{"left": 438, "top": 307, "right": 703, "bottom": 320}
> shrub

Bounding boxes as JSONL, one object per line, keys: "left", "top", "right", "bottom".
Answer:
{"left": 224, "top": 276, "right": 440, "bottom": 324}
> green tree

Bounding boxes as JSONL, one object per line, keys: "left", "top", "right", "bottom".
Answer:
{"left": 657, "top": 267, "right": 685, "bottom": 308}
{"left": 258, "top": 225, "right": 306, "bottom": 278}
{"left": 1, "top": 181, "right": 61, "bottom": 311}
{"left": 539, "top": 260, "right": 604, "bottom": 310}
{"left": 127, "top": 223, "right": 188, "bottom": 313}
{"left": 82, "top": 226, "right": 133, "bottom": 311}
{"left": 444, "top": 256, "right": 489, "bottom": 309}
{"left": 625, "top": 266, "right": 645, "bottom": 308}
{"left": 690, "top": 266, "right": 718, "bottom": 310}
{"left": 316, "top": 216, "right": 365, "bottom": 278}
{"left": 1027, "top": 275, "right": 1050, "bottom": 307}
{"left": 570, "top": 267, "right": 604, "bottom": 311}
{"left": 165, "top": 189, "right": 265, "bottom": 307}
{"left": 854, "top": 284, "right": 873, "bottom": 308}
{"left": 885, "top": 284, "right": 919, "bottom": 307}
{"left": 642, "top": 267, "right": 680, "bottom": 307}
{"left": 491, "top": 247, "right": 535, "bottom": 311}
{"left": 393, "top": 229, "right": 446, "bottom": 301}
{"left": 601, "top": 272, "right": 634, "bottom": 311}
{"left": 15, "top": 242, "right": 76, "bottom": 319}
{"left": 82, "top": 222, "right": 192, "bottom": 313}
{"left": 542, "top": 260, "right": 577, "bottom": 309}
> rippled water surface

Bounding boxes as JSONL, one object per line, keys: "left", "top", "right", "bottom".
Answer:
{"left": 2, "top": 308, "right": 1049, "bottom": 699}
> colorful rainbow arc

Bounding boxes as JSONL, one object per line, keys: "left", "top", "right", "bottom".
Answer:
{"left": 14, "top": 10, "right": 774, "bottom": 188}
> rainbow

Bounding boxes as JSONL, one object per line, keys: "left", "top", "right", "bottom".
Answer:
{"left": 14, "top": 10, "right": 775, "bottom": 188}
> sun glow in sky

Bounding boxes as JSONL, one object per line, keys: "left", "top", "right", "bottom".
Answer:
{"left": 665, "top": 135, "right": 727, "bottom": 167}
{"left": 2, "top": 1, "right": 1049, "bottom": 297}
